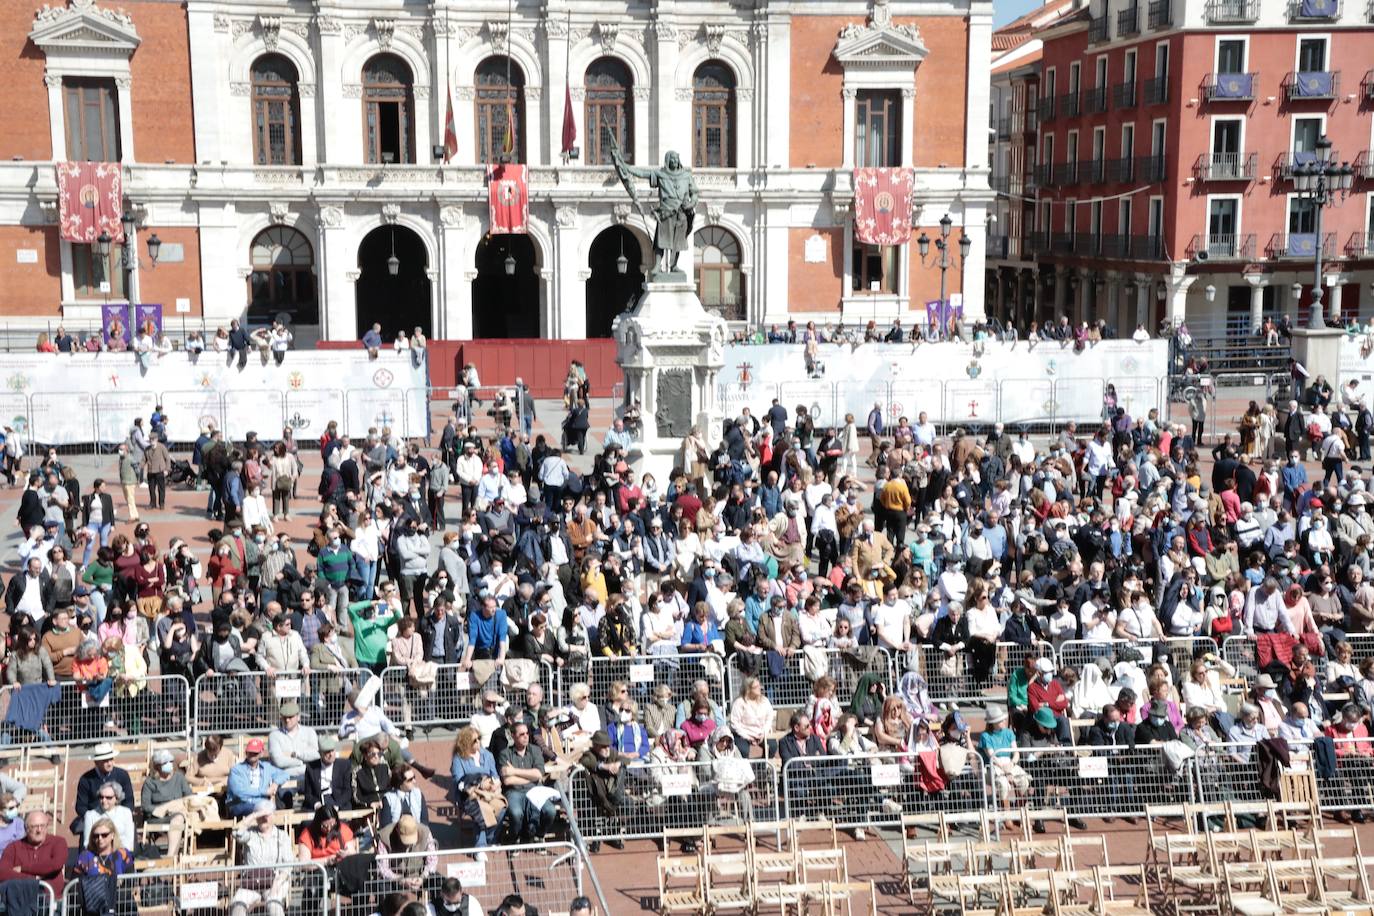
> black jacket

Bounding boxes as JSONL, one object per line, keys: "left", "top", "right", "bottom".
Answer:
{"left": 16, "top": 490, "right": 43, "bottom": 532}
{"left": 4, "top": 570, "right": 54, "bottom": 616}
{"left": 417, "top": 611, "right": 464, "bottom": 663}
{"left": 74, "top": 766, "right": 134, "bottom": 822}
{"left": 303, "top": 757, "right": 355, "bottom": 812}
{"left": 80, "top": 493, "right": 115, "bottom": 529}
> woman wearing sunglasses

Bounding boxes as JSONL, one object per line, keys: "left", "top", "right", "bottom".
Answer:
{"left": 80, "top": 782, "right": 134, "bottom": 851}
{"left": 73, "top": 814, "right": 136, "bottom": 914}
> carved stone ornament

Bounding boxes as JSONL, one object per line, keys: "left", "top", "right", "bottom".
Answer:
{"left": 33, "top": 0, "right": 136, "bottom": 31}
{"left": 373, "top": 18, "right": 395, "bottom": 49}
{"left": 612, "top": 203, "right": 632, "bottom": 225}
{"left": 342, "top": 83, "right": 362, "bottom": 99}
{"left": 704, "top": 202, "right": 723, "bottom": 225}
{"left": 455, "top": 86, "right": 475, "bottom": 101}
{"left": 525, "top": 86, "right": 542, "bottom": 101}
{"left": 344, "top": 269, "right": 362, "bottom": 282}
{"left": 486, "top": 20, "right": 509, "bottom": 51}
{"left": 439, "top": 206, "right": 466, "bottom": 228}
{"left": 431, "top": 17, "right": 456, "bottom": 37}
{"left": 284, "top": 20, "right": 310, "bottom": 39}
{"left": 230, "top": 81, "right": 251, "bottom": 97}
{"left": 44, "top": 73, "right": 61, "bottom": 88}
{"left": 570, "top": 87, "right": 586, "bottom": 101}
{"left": 269, "top": 201, "right": 290, "bottom": 222}
{"left": 39, "top": 199, "right": 59, "bottom": 223}
{"left": 344, "top": 23, "right": 366, "bottom": 43}
{"left": 736, "top": 87, "right": 754, "bottom": 102}
{"left": 703, "top": 23, "right": 727, "bottom": 53}
{"left": 381, "top": 203, "right": 402, "bottom": 225}
{"left": 257, "top": 15, "right": 280, "bottom": 51}
{"left": 318, "top": 206, "right": 345, "bottom": 228}
{"left": 298, "top": 83, "right": 316, "bottom": 97}
{"left": 400, "top": 25, "right": 425, "bottom": 42}
{"left": 113, "top": 75, "right": 131, "bottom": 90}
{"left": 413, "top": 85, "right": 430, "bottom": 100}
{"left": 648, "top": 20, "right": 677, "bottom": 41}
{"left": 314, "top": 15, "right": 341, "bottom": 35}
{"left": 674, "top": 87, "right": 694, "bottom": 102}
{"left": 594, "top": 21, "right": 618, "bottom": 54}
{"left": 555, "top": 206, "right": 579, "bottom": 228}
{"left": 541, "top": 14, "right": 567, "bottom": 38}
{"left": 632, "top": 86, "right": 650, "bottom": 101}
{"left": 833, "top": 0, "right": 928, "bottom": 66}
{"left": 231, "top": 19, "right": 253, "bottom": 39}
{"left": 213, "top": 14, "right": 229, "bottom": 31}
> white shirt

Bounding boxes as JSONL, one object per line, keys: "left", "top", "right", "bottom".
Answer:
{"left": 16, "top": 574, "right": 44, "bottom": 617}
{"left": 913, "top": 422, "right": 936, "bottom": 447}
{"left": 966, "top": 603, "right": 1001, "bottom": 642}
{"left": 1085, "top": 439, "right": 1113, "bottom": 476}
{"left": 1118, "top": 604, "right": 1160, "bottom": 640}
{"left": 798, "top": 611, "right": 831, "bottom": 646}
{"left": 1079, "top": 600, "right": 1116, "bottom": 641}
{"left": 872, "top": 600, "right": 909, "bottom": 649}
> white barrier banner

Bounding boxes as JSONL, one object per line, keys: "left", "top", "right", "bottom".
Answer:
{"left": 719, "top": 340, "right": 1167, "bottom": 424}
{"left": 1, "top": 351, "right": 429, "bottom": 443}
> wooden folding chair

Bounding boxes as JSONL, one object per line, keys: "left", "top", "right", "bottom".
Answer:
{"left": 1267, "top": 859, "right": 1324, "bottom": 914}
{"left": 911, "top": 840, "right": 973, "bottom": 905}
{"left": 1313, "top": 856, "right": 1374, "bottom": 913}
{"left": 806, "top": 880, "right": 870, "bottom": 916}
{"left": 1003, "top": 868, "right": 1056, "bottom": 915}
{"left": 1159, "top": 833, "right": 1224, "bottom": 915}
{"left": 956, "top": 873, "right": 1012, "bottom": 916}
{"left": 1092, "top": 864, "right": 1152, "bottom": 914}
{"left": 656, "top": 851, "right": 706, "bottom": 916}
{"left": 1222, "top": 861, "right": 1283, "bottom": 916}
{"left": 703, "top": 859, "right": 753, "bottom": 914}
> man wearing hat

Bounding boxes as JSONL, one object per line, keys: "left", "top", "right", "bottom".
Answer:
{"left": 577, "top": 731, "right": 627, "bottom": 850}
{"left": 71, "top": 743, "right": 133, "bottom": 834}
{"left": 1135, "top": 699, "right": 1179, "bottom": 745}
{"left": 268, "top": 701, "right": 320, "bottom": 782}
{"left": 377, "top": 813, "right": 437, "bottom": 893}
{"left": 303, "top": 732, "right": 353, "bottom": 812}
{"left": 227, "top": 738, "right": 289, "bottom": 817}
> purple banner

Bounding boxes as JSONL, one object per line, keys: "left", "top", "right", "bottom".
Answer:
{"left": 133, "top": 304, "right": 163, "bottom": 337}
{"left": 1300, "top": 0, "right": 1336, "bottom": 16}
{"left": 1213, "top": 73, "right": 1253, "bottom": 99}
{"left": 1294, "top": 71, "right": 1334, "bottom": 97}
{"left": 924, "top": 300, "right": 964, "bottom": 339}
{"left": 101, "top": 304, "right": 130, "bottom": 345}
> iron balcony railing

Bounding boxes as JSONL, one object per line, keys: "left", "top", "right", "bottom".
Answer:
{"left": 1364, "top": 70, "right": 1374, "bottom": 102}
{"left": 990, "top": 174, "right": 1011, "bottom": 193}
{"left": 1053, "top": 161, "right": 1079, "bottom": 185}
{"left": 1084, "top": 158, "right": 1108, "bottom": 183}
{"left": 1148, "top": 0, "right": 1173, "bottom": 27}
{"left": 987, "top": 234, "right": 1011, "bottom": 259}
{"left": 1189, "top": 232, "right": 1257, "bottom": 259}
{"left": 1088, "top": 13, "right": 1110, "bottom": 41}
{"left": 1037, "top": 97, "right": 1057, "bottom": 122}
{"left": 1344, "top": 232, "right": 1374, "bottom": 256}
{"left": 1266, "top": 232, "right": 1336, "bottom": 259}
{"left": 1136, "top": 154, "right": 1168, "bottom": 182}
{"left": 1202, "top": 72, "right": 1257, "bottom": 102}
{"left": 1107, "top": 157, "right": 1135, "bottom": 182}
{"left": 1356, "top": 151, "right": 1374, "bottom": 179}
{"left": 1283, "top": 70, "right": 1339, "bottom": 100}
{"left": 996, "top": 117, "right": 1012, "bottom": 139}
{"left": 1059, "top": 92, "right": 1082, "bottom": 117}
{"left": 1278, "top": 150, "right": 1344, "bottom": 180}
{"left": 1118, "top": 5, "right": 1142, "bottom": 34}
{"left": 1206, "top": 0, "right": 1259, "bottom": 21}
{"left": 1085, "top": 86, "right": 1109, "bottom": 114}
{"left": 1194, "top": 152, "right": 1258, "bottom": 181}
{"left": 1112, "top": 80, "right": 1137, "bottom": 108}
{"left": 1144, "top": 75, "right": 1169, "bottom": 105}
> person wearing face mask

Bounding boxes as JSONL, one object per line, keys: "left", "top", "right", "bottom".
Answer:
{"left": 0, "top": 794, "right": 22, "bottom": 860}
{"left": 1250, "top": 674, "right": 1286, "bottom": 731}
{"left": 140, "top": 748, "right": 193, "bottom": 855}
{"left": 605, "top": 700, "right": 650, "bottom": 761}
{"left": 1133, "top": 699, "right": 1178, "bottom": 745}
{"left": 1027, "top": 658, "right": 1073, "bottom": 743}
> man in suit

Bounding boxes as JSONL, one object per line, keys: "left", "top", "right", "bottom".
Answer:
{"left": 418, "top": 597, "right": 465, "bottom": 664}
{"left": 16, "top": 477, "right": 43, "bottom": 533}
{"left": 302, "top": 733, "right": 354, "bottom": 812}
{"left": 4, "top": 557, "right": 54, "bottom": 619}
{"left": 754, "top": 598, "right": 802, "bottom": 657}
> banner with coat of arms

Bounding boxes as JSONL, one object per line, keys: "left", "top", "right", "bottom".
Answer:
{"left": 56, "top": 162, "right": 124, "bottom": 244}
{"left": 487, "top": 164, "right": 529, "bottom": 234}
{"left": 853, "top": 167, "right": 914, "bottom": 246}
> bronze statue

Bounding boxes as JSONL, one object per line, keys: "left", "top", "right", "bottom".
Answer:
{"left": 609, "top": 147, "right": 700, "bottom": 279}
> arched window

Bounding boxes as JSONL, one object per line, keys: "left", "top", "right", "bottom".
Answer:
{"left": 584, "top": 57, "right": 633, "bottom": 165}
{"left": 692, "top": 62, "right": 736, "bottom": 168}
{"left": 695, "top": 226, "right": 745, "bottom": 321}
{"left": 475, "top": 57, "right": 525, "bottom": 164}
{"left": 251, "top": 54, "right": 302, "bottom": 166}
{"left": 363, "top": 54, "right": 414, "bottom": 164}
{"left": 249, "top": 226, "right": 317, "bottom": 323}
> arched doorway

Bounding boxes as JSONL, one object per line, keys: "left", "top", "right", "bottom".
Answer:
{"left": 472, "top": 235, "right": 540, "bottom": 338}
{"left": 586, "top": 226, "right": 643, "bottom": 338}
{"left": 356, "top": 225, "right": 430, "bottom": 339}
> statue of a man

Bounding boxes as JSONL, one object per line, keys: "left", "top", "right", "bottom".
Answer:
{"left": 610, "top": 149, "right": 699, "bottom": 277}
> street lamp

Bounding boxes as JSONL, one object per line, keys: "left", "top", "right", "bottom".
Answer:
{"left": 616, "top": 232, "right": 628, "bottom": 275}
{"left": 387, "top": 228, "right": 400, "bottom": 276}
{"left": 1205, "top": 284, "right": 1217, "bottom": 302}
{"left": 1292, "top": 135, "right": 1354, "bottom": 329}
{"left": 95, "top": 230, "right": 112, "bottom": 259}
{"left": 146, "top": 233, "right": 162, "bottom": 266}
{"left": 504, "top": 252, "right": 516, "bottom": 276}
{"left": 917, "top": 212, "right": 971, "bottom": 340}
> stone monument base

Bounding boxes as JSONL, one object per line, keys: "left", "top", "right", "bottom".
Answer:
{"left": 1291, "top": 326, "right": 1344, "bottom": 391}
{"left": 613, "top": 279, "right": 728, "bottom": 481}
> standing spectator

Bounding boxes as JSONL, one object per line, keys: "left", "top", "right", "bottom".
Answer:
{"left": 144, "top": 434, "right": 170, "bottom": 510}
{"left": 363, "top": 322, "right": 384, "bottom": 359}
{"left": 116, "top": 444, "right": 139, "bottom": 524}
{"left": 228, "top": 318, "right": 251, "bottom": 369}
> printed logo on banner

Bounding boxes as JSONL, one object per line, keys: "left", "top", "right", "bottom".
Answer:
{"left": 289, "top": 371, "right": 305, "bottom": 390}
{"left": 658, "top": 772, "right": 693, "bottom": 796}
{"left": 372, "top": 368, "right": 394, "bottom": 388}
{"left": 199, "top": 414, "right": 217, "bottom": 431}
{"left": 737, "top": 363, "right": 752, "bottom": 388}
{"left": 179, "top": 881, "right": 219, "bottom": 910}
{"left": 6, "top": 374, "right": 30, "bottom": 393}
{"left": 447, "top": 860, "right": 487, "bottom": 887}
{"left": 1078, "top": 756, "right": 1109, "bottom": 779}
{"left": 287, "top": 412, "right": 311, "bottom": 431}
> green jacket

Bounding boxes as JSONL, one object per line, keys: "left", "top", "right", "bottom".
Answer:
{"left": 346, "top": 602, "right": 399, "bottom": 665}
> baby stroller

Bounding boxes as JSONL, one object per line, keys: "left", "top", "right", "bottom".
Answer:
{"left": 168, "top": 459, "right": 195, "bottom": 486}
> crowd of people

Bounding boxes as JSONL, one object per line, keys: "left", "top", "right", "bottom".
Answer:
{"left": 5, "top": 349, "right": 1374, "bottom": 911}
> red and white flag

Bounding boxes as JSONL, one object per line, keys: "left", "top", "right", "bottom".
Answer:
{"left": 56, "top": 161, "right": 123, "bottom": 243}
{"left": 853, "top": 167, "right": 914, "bottom": 246}
{"left": 487, "top": 164, "right": 528, "bottom": 234}
{"left": 560, "top": 85, "right": 577, "bottom": 161}
{"left": 442, "top": 88, "right": 459, "bottom": 163}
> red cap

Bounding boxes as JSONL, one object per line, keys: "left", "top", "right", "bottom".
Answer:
{"left": 1310, "top": 498, "right": 1323, "bottom": 509}
{"left": 246, "top": 738, "right": 265, "bottom": 753}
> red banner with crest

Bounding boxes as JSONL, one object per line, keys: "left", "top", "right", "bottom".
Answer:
{"left": 487, "top": 164, "right": 528, "bottom": 235}
{"left": 57, "top": 162, "right": 124, "bottom": 244}
{"left": 853, "top": 167, "right": 914, "bottom": 246}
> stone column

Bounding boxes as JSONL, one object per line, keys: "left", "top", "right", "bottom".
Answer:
{"left": 1165, "top": 267, "right": 1196, "bottom": 327}
{"left": 1134, "top": 274, "right": 1152, "bottom": 330}
{"left": 1246, "top": 275, "right": 1268, "bottom": 333}
{"left": 437, "top": 206, "right": 472, "bottom": 339}
{"left": 554, "top": 205, "right": 582, "bottom": 338}
{"left": 316, "top": 205, "right": 350, "bottom": 341}
{"left": 314, "top": 8, "right": 346, "bottom": 162}
{"left": 1328, "top": 275, "right": 1345, "bottom": 324}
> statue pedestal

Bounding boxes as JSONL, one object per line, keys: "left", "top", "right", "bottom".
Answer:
{"left": 613, "top": 279, "right": 728, "bottom": 481}
{"left": 1290, "top": 326, "right": 1345, "bottom": 389}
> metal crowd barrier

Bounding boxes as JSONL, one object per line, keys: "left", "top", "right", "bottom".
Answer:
{"left": 724, "top": 647, "right": 892, "bottom": 710}
{"left": 377, "top": 660, "right": 559, "bottom": 732}
{"left": 565, "top": 758, "right": 779, "bottom": 842}
{"left": 988, "top": 745, "right": 1195, "bottom": 819}
{"left": 1219, "top": 633, "right": 1374, "bottom": 682}
{"left": 900, "top": 641, "right": 1053, "bottom": 705}
{"left": 192, "top": 669, "right": 373, "bottom": 738}
{"left": 344, "top": 843, "right": 595, "bottom": 916}
{"left": 1057, "top": 637, "right": 1217, "bottom": 677}
{"left": 0, "top": 675, "right": 191, "bottom": 748}
{"left": 590, "top": 653, "right": 727, "bottom": 711}
{"left": 61, "top": 861, "right": 331, "bottom": 916}
{"left": 1192, "top": 738, "right": 1374, "bottom": 813}
{"left": 781, "top": 751, "right": 986, "bottom": 829}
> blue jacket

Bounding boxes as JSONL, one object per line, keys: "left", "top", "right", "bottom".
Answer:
{"left": 607, "top": 722, "right": 650, "bottom": 760}
{"left": 228, "top": 760, "right": 287, "bottom": 806}
{"left": 680, "top": 617, "right": 721, "bottom": 651}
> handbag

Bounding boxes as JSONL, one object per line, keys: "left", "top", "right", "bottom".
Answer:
{"left": 501, "top": 658, "right": 539, "bottom": 691}
{"left": 408, "top": 660, "right": 438, "bottom": 689}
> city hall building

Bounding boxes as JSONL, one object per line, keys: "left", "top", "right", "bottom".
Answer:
{"left": 0, "top": 0, "right": 991, "bottom": 342}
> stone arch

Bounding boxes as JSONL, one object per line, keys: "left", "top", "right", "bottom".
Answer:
{"left": 453, "top": 31, "right": 543, "bottom": 93}
{"left": 341, "top": 34, "right": 430, "bottom": 92}
{"left": 568, "top": 42, "right": 651, "bottom": 92}
{"left": 229, "top": 31, "right": 318, "bottom": 87}
{"left": 673, "top": 43, "right": 754, "bottom": 95}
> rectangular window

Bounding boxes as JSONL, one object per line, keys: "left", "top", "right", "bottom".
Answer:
{"left": 1209, "top": 198, "right": 1238, "bottom": 255}
{"left": 1289, "top": 197, "right": 1317, "bottom": 233}
{"left": 63, "top": 78, "right": 120, "bottom": 161}
{"left": 1122, "top": 124, "right": 1136, "bottom": 158}
{"left": 1066, "top": 199, "right": 1078, "bottom": 241}
{"left": 71, "top": 243, "right": 125, "bottom": 299}
{"left": 1124, "top": 50, "right": 1138, "bottom": 84}
{"left": 1069, "top": 62, "right": 1081, "bottom": 94}
{"left": 1095, "top": 56, "right": 1108, "bottom": 88}
{"left": 855, "top": 89, "right": 902, "bottom": 167}
{"left": 1155, "top": 42, "right": 1170, "bottom": 79}
{"left": 1298, "top": 37, "right": 1327, "bottom": 72}
{"left": 1119, "top": 198, "right": 1134, "bottom": 234}
{"left": 1217, "top": 39, "right": 1246, "bottom": 74}
{"left": 850, "top": 243, "right": 896, "bottom": 294}
{"left": 1293, "top": 117, "right": 1323, "bottom": 153}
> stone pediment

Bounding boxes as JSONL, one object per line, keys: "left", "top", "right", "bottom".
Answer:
{"left": 30, "top": 0, "right": 141, "bottom": 54}
{"left": 833, "top": 0, "right": 927, "bottom": 68}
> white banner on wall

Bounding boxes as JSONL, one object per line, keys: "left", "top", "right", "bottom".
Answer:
{"left": 0, "top": 351, "right": 429, "bottom": 444}
{"left": 716, "top": 340, "right": 1167, "bottom": 426}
